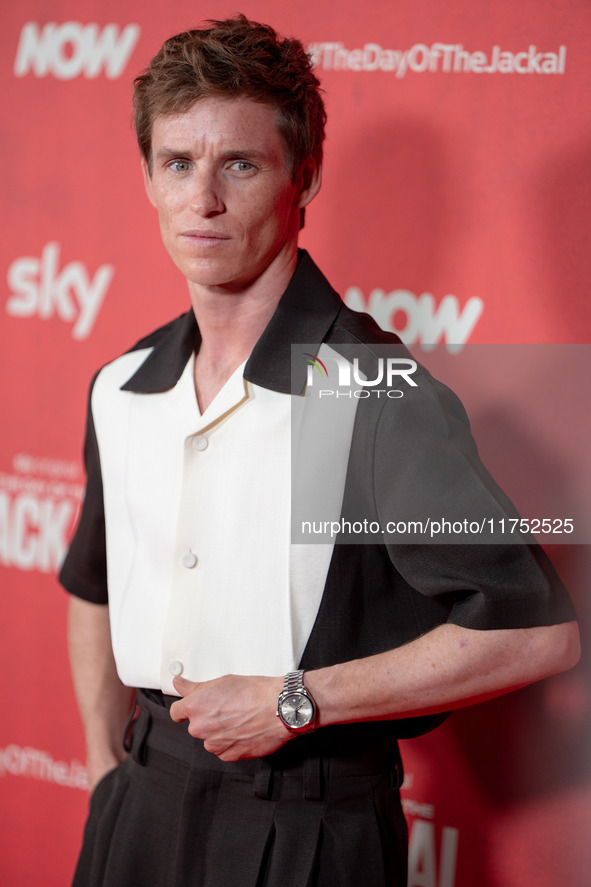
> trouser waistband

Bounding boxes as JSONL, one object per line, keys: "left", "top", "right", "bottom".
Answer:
{"left": 124, "top": 688, "right": 404, "bottom": 801}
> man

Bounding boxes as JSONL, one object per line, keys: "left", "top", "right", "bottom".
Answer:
{"left": 60, "top": 15, "right": 579, "bottom": 887}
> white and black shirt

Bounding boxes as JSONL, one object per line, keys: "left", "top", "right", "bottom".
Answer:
{"left": 60, "top": 251, "right": 575, "bottom": 732}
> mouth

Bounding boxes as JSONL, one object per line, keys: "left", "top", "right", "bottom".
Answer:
{"left": 180, "top": 230, "right": 231, "bottom": 247}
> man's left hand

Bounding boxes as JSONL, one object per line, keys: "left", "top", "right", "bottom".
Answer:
{"left": 169, "top": 673, "right": 289, "bottom": 761}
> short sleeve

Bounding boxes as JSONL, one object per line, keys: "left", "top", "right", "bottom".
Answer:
{"left": 58, "top": 377, "right": 108, "bottom": 604}
{"left": 372, "top": 373, "right": 576, "bottom": 630}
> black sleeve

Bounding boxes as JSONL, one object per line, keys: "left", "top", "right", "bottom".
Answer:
{"left": 58, "top": 376, "right": 108, "bottom": 604}
{"left": 372, "top": 373, "right": 577, "bottom": 629}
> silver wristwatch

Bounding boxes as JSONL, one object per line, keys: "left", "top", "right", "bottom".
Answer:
{"left": 276, "top": 670, "right": 316, "bottom": 734}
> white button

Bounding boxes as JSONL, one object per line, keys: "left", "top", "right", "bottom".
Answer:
{"left": 192, "top": 436, "right": 208, "bottom": 451}
{"left": 169, "top": 660, "right": 183, "bottom": 676}
{"left": 182, "top": 551, "right": 198, "bottom": 569}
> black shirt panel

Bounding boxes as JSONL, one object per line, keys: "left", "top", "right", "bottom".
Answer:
{"left": 59, "top": 374, "right": 108, "bottom": 604}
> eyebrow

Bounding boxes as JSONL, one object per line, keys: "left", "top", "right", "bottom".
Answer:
{"left": 154, "top": 147, "right": 271, "bottom": 162}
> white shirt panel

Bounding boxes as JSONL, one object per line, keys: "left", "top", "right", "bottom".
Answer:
{"left": 93, "top": 350, "right": 199, "bottom": 689}
{"left": 92, "top": 344, "right": 360, "bottom": 692}
{"left": 160, "top": 375, "right": 296, "bottom": 689}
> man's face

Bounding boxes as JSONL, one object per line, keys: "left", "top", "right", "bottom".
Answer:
{"left": 142, "top": 96, "right": 320, "bottom": 293}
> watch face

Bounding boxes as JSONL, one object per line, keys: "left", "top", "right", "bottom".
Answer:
{"left": 280, "top": 692, "right": 314, "bottom": 729}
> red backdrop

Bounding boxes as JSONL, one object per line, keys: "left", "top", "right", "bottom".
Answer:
{"left": 2, "top": 1, "right": 590, "bottom": 884}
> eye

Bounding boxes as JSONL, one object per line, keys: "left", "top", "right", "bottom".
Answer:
{"left": 230, "top": 160, "right": 256, "bottom": 173}
{"left": 168, "top": 160, "right": 192, "bottom": 173}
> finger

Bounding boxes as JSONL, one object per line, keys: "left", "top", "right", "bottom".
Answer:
{"left": 169, "top": 698, "right": 187, "bottom": 723}
{"left": 169, "top": 676, "right": 199, "bottom": 723}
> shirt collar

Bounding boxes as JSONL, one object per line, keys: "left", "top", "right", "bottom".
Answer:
{"left": 121, "top": 250, "right": 343, "bottom": 396}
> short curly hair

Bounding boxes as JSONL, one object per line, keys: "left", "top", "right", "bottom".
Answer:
{"left": 133, "top": 14, "right": 326, "bottom": 181}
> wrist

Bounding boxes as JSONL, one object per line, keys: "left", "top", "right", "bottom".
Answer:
{"left": 297, "top": 664, "right": 344, "bottom": 729}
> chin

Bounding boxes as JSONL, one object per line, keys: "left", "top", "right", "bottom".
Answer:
{"left": 173, "top": 258, "right": 228, "bottom": 287}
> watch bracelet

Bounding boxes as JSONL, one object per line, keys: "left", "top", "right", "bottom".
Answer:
{"left": 283, "top": 669, "right": 305, "bottom": 695}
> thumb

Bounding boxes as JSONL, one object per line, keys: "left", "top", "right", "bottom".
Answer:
{"left": 169, "top": 675, "right": 200, "bottom": 723}
{"left": 172, "top": 675, "right": 199, "bottom": 697}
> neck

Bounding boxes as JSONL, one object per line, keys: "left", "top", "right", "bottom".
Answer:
{"left": 188, "top": 246, "right": 298, "bottom": 412}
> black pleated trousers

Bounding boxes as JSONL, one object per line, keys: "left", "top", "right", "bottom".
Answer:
{"left": 72, "top": 690, "right": 408, "bottom": 887}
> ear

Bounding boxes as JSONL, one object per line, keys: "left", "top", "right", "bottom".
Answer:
{"left": 141, "top": 157, "right": 157, "bottom": 208}
{"left": 296, "top": 159, "right": 322, "bottom": 210}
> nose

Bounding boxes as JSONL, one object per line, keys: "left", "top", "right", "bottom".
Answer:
{"left": 189, "top": 170, "right": 224, "bottom": 217}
